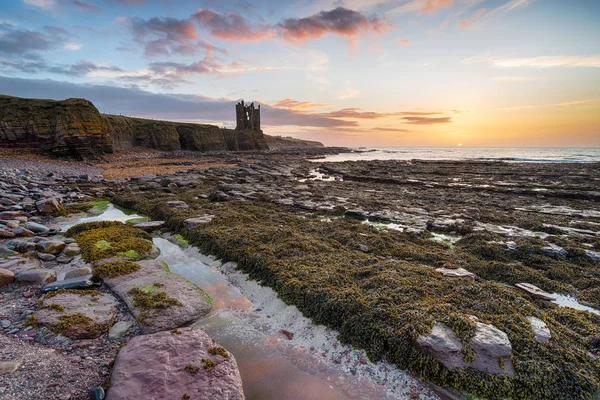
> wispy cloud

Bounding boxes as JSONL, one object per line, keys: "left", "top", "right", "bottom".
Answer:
{"left": 22, "top": 0, "right": 55, "bottom": 9}
{"left": 498, "top": 98, "right": 600, "bottom": 111}
{"left": 192, "top": 9, "right": 274, "bottom": 42}
{"left": 271, "top": 98, "right": 332, "bottom": 111}
{"left": 402, "top": 116, "right": 452, "bottom": 124}
{"left": 70, "top": 0, "right": 103, "bottom": 12}
{"left": 491, "top": 76, "right": 544, "bottom": 81}
{"left": 457, "top": 7, "right": 487, "bottom": 29}
{"left": 465, "top": 55, "right": 600, "bottom": 68}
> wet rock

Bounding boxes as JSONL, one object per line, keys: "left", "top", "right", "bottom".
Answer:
{"left": 527, "top": 316, "right": 551, "bottom": 343}
{"left": 108, "top": 321, "right": 133, "bottom": 340}
{"left": 435, "top": 267, "right": 476, "bottom": 279}
{"left": 515, "top": 283, "right": 556, "bottom": 301}
{"left": 0, "top": 268, "right": 15, "bottom": 287}
{"left": 24, "top": 222, "right": 49, "bottom": 233}
{"left": 64, "top": 267, "right": 93, "bottom": 280}
{"left": 13, "top": 226, "right": 34, "bottom": 237}
{"left": 0, "top": 228, "right": 16, "bottom": 238}
{"left": 166, "top": 200, "right": 189, "bottom": 209}
{"left": 63, "top": 243, "right": 81, "bottom": 257}
{"left": 132, "top": 221, "right": 165, "bottom": 232}
{"left": 417, "top": 321, "right": 514, "bottom": 376}
{"left": 0, "top": 362, "right": 20, "bottom": 375}
{"left": 585, "top": 250, "right": 600, "bottom": 262}
{"left": 106, "top": 327, "right": 244, "bottom": 400}
{"left": 35, "top": 240, "right": 66, "bottom": 255}
{"left": 35, "top": 290, "right": 116, "bottom": 339}
{"left": 16, "top": 268, "right": 57, "bottom": 285}
{"left": 183, "top": 215, "right": 214, "bottom": 231}
{"left": 101, "top": 260, "right": 212, "bottom": 334}
{"left": 35, "top": 197, "right": 61, "bottom": 214}
{"left": 41, "top": 275, "right": 97, "bottom": 293}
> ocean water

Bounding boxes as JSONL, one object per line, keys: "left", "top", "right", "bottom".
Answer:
{"left": 314, "top": 147, "right": 600, "bottom": 163}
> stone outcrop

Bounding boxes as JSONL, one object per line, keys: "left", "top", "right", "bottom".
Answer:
{"left": 264, "top": 135, "right": 324, "bottom": 149}
{"left": 106, "top": 327, "right": 244, "bottom": 400}
{"left": 0, "top": 95, "right": 113, "bottom": 159}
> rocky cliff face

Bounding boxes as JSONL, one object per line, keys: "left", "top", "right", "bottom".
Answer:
{"left": 0, "top": 95, "right": 113, "bottom": 159}
{"left": 264, "top": 135, "right": 324, "bottom": 149}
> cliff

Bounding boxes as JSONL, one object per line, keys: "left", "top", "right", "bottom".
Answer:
{"left": 0, "top": 95, "right": 113, "bottom": 159}
{"left": 0, "top": 95, "right": 270, "bottom": 159}
{"left": 265, "top": 135, "right": 324, "bottom": 149}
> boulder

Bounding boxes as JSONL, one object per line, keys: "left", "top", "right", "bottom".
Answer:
{"left": 435, "top": 267, "right": 476, "bottom": 279}
{"left": 527, "top": 316, "right": 551, "bottom": 343}
{"left": 106, "top": 328, "right": 244, "bottom": 400}
{"left": 35, "top": 290, "right": 116, "bottom": 339}
{"left": 35, "top": 240, "right": 66, "bottom": 255}
{"left": 183, "top": 215, "right": 215, "bottom": 231}
{"left": 515, "top": 283, "right": 556, "bottom": 301}
{"left": 16, "top": 268, "right": 57, "bottom": 285}
{"left": 417, "top": 320, "right": 514, "bottom": 376}
{"left": 101, "top": 260, "right": 212, "bottom": 334}
{"left": 23, "top": 222, "right": 49, "bottom": 233}
{"left": 41, "top": 275, "right": 97, "bottom": 293}
{"left": 108, "top": 321, "right": 133, "bottom": 340}
{"left": 166, "top": 200, "right": 189, "bottom": 209}
{"left": 0, "top": 268, "right": 15, "bottom": 287}
{"left": 132, "top": 221, "right": 165, "bottom": 232}
{"left": 35, "top": 197, "right": 61, "bottom": 214}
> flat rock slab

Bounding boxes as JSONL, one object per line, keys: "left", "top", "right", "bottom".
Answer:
{"left": 133, "top": 221, "right": 165, "bottom": 232}
{"left": 102, "top": 260, "right": 212, "bottom": 334}
{"left": 16, "top": 268, "right": 57, "bottom": 285}
{"left": 106, "top": 327, "right": 244, "bottom": 400}
{"left": 515, "top": 283, "right": 556, "bottom": 301}
{"left": 35, "top": 291, "right": 116, "bottom": 339}
{"left": 527, "top": 316, "right": 551, "bottom": 343}
{"left": 167, "top": 200, "right": 189, "bottom": 209}
{"left": 0, "top": 257, "right": 41, "bottom": 274}
{"left": 435, "top": 267, "right": 476, "bottom": 279}
{"left": 417, "top": 320, "right": 514, "bottom": 376}
{"left": 183, "top": 215, "right": 215, "bottom": 231}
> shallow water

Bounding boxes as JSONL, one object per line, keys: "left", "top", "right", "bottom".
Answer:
{"left": 552, "top": 294, "right": 600, "bottom": 315}
{"left": 59, "top": 203, "right": 142, "bottom": 231}
{"left": 65, "top": 206, "right": 439, "bottom": 400}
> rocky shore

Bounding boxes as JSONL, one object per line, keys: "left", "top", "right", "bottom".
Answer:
{"left": 1, "top": 149, "right": 599, "bottom": 400}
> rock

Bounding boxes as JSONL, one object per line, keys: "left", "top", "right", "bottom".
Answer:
{"left": 0, "top": 268, "right": 15, "bottom": 287}
{"left": 101, "top": 260, "right": 212, "bottom": 334}
{"left": 0, "top": 257, "right": 41, "bottom": 274}
{"left": 0, "top": 361, "right": 20, "bottom": 375}
{"left": 108, "top": 321, "right": 133, "bottom": 340}
{"left": 35, "top": 290, "right": 116, "bottom": 339}
{"left": 0, "top": 211, "right": 24, "bottom": 220}
{"left": 0, "top": 319, "right": 10, "bottom": 328}
{"left": 0, "top": 228, "right": 16, "bottom": 238}
{"left": 183, "top": 215, "right": 215, "bottom": 231}
{"left": 90, "top": 387, "right": 105, "bottom": 400}
{"left": 417, "top": 320, "right": 514, "bottom": 376}
{"left": 166, "top": 200, "right": 189, "bottom": 209}
{"left": 64, "top": 267, "right": 93, "bottom": 280}
{"left": 168, "top": 182, "right": 178, "bottom": 192}
{"left": 35, "top": 197, "right": 61, "bottom": 214}
{"left": 106, "top": 327, "right": 244, "bottom": 400}
{"left": 585, "top": 250, "right": 600, "bottom": 262}
{"left": 356, "top": 244, "right": 370, "bottom": 253}
{"left": 63, "top": 243, "right": 81, "bottom": 257}
{"left": 527, "top": 316, "right": 551, "bottom": 343}
{"left": 24, "top": 222, "right": 49, "bottom": 233}
{"left": 56, "top": 255, "right": 75, "bottom": 264}
{"left": 41, "top": 275, "right": 97, "bottom": 292}
{"left": 515, "top": 283, "right": 556, "bottom": 301}
{"left": 435, "top": 267, "right": 476, "bottom": 279}
{"left": 13, "top": 226, "right": 34, "bottom": 237}
{"left": 16, "top": 268, "right": 57, "bottom": 285}
{"left": 541, "top": 244, "right": 567, "bottom": 258}
{"left": 132, "top": 221, "right": 165, "bottom": 232}
{"left": 35, "top": 240, "right": 66, "bottom": 255}
{"left": 0, "top": 246, "right": 18, "bottom": 257}
{"left": 209, "top": 190, "right": 230, "bottom": 202}
{"left": 37, "top": 253, "right": 56, "bottom": 261}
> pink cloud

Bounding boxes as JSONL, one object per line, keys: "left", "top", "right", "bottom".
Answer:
{"left": 422, "top": 0, "right": 454, "bottom": 14}
{"left": 192, "top": 9, "right": 274, "bottom": 42}
{"left": 398, "top": 38, "right": 412, "bottom": 46}
{"left": 457, "top": 8, "right": 488, "bottom": 29}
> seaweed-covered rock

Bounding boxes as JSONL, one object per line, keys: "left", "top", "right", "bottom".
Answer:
{"left": 101, "top": 260, "right": 212, "bottom": 333}
{"left": 106, "top": 327, "right": 244, "bottom": 400}
{"left": 35, "top": 289, "right": 116, "bottom": 339}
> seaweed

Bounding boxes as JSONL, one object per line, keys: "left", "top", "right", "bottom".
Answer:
{"left": 92, "top": 260, "right": 140, "bottom": 280}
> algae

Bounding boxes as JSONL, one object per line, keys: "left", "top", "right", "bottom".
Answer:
{"left": 92, "top": 260, "right": 140, "bottom": 280}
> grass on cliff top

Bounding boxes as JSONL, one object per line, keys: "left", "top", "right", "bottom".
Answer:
{"left": 67, "top": 221, "right": 153, "bottom": 262}
{"left": 111, "top": 191, "right": 600, "bottom": 400}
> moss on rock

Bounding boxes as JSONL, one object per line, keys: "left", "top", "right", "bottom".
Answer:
{"left": 92, "top": 260, "right": 140, "bottom": 280}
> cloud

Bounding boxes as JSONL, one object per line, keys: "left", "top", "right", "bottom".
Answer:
{"left": 457, "top": 8, "right": 487, "bottom": 29}
{"left": 372, "top": 127, "right": 414, "bottom": 132}
{"left": 130, "top": 17, "right": 206, "bottom": 57}
{"left": 192, "top": 9, "right": 274, "bottom": 42}
{"left": 338, "top": 82, "right": 360, "bottom": 100}
{"left": 0, "top": 23, "right": 70, "bottom": 54}
{"left": 22, "top": 0, "right": 55, "bottom": 9}
{"left": 64, "top": 43, "right": 83, "bottom": 50}
{"left": 318, "top": 108, "right": 448, "bottom": 119}
{"left": 0, "top": 75, "right": 357, "bottom": 128}
{"left": 498, "top": 98, "right": 600, "bottom": 111}
{"left": 277, "top": 7, "right": 389, "bottom": 43}
{"left": 398, "top": 38, "right": 411, "bottom": 46}
{"left": 271, "top": 98, "right": 332, "bottom": 111}
{"left": 465, "top": 55, "right": 600, "bottom": 68}
{"left": 422, "top": 0, "right": 454, "bottom": 13}
{"left": 402, "top": 116, "right": 452, "bottom": 124}
{"left": 48, "top": 60, "right": 123, "bottom": 77}
{"left": 110, "top": 0, "right": 145, "bottom": 4}
{"left": 71, "top": 0, "right": 103, "bottom": 12}
{"left": 491, "top": 76, "right": 544, "bottom": 81}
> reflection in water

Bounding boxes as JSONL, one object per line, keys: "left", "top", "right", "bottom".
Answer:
{"left": 552, "top": 293, "right": 600, "bottom": 315}
{"left": 60, "top": 203, "right": 142, "bottom": 231}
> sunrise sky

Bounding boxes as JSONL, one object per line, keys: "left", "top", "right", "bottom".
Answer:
{"left": 1, "top": 0, "right": 599, "bottom": 147}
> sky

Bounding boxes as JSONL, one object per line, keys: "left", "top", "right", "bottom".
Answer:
{"left": 0, "top": 0, "right": 599, "bottom": 147}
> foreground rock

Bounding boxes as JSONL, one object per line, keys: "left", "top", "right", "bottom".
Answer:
{"left": 417, "top": 320, "right": 514, "bottom": 376}
{"left": 515, "top": 283, "right": 556, "bottom": 301}
{"left": 106, "top": 327, "right": 244, "bottom": 400}
{"left": 35, "top": 289, "right": 117, "bottom": 339}
{"left": 101, "top": 260, "right": 212, "bottom": 333}
{"left": 16, "top": 268, "right": 57, "bottom": 285}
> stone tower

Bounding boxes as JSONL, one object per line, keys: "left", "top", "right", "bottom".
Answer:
{"left": 235, "top": 100, "right": 261, "bottom": 131}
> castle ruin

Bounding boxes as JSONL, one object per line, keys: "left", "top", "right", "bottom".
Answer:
{"left": 235, "top": 100, "right": 261, "bottom": 131}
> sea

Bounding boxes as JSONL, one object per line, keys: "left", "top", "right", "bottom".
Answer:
{"left": 314, "top": 147, "right": 600, "bottom": 163}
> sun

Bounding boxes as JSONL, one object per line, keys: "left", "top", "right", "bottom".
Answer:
{"left": 457, "top": 143, "right": 463, "bottom": 147}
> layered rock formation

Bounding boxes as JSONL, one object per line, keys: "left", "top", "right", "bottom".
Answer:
{"left": 265, "top": 135, "right": 324, "bottom": 149}
{"left": 0, "top": 95, "right": 113, "bottom": 159}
